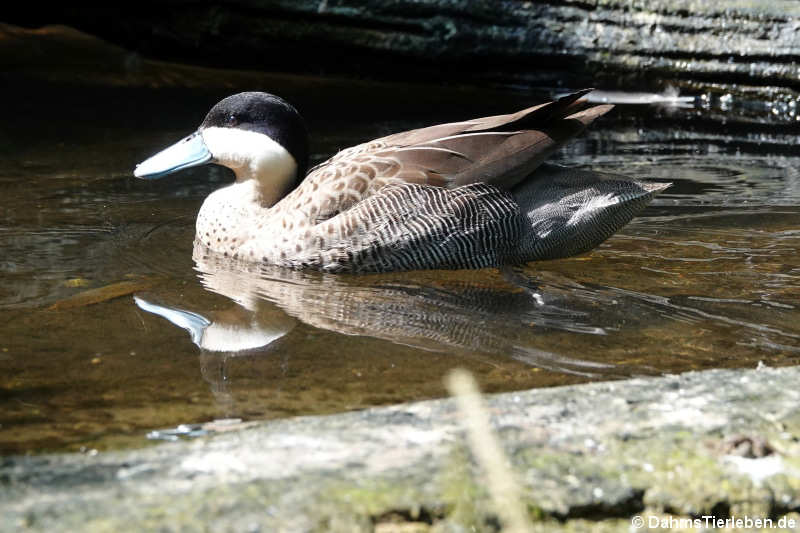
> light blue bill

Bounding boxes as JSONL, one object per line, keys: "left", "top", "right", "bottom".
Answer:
{"left": 134, "top": 131, "right": 212, "bottom": 179}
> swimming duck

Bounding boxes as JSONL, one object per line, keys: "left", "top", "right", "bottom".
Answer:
{"left": 134, "top": 89, "right": 668, "bottom": 272}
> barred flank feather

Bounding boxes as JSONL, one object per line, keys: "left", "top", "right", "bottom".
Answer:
{"left": 317, "top": 183, "right": 523, "bottom": 272}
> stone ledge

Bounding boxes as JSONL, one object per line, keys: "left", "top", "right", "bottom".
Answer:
{"left": 3, "top": 365, "right": 800, "bottom": 531}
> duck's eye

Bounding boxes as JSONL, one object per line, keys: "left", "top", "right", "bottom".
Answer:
{"left": 226, "top": 114, "right": 239, "bottom": 126}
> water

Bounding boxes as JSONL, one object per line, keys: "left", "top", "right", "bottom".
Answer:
{"left": 1, "top": 86, "right": 798, "bottom": 454}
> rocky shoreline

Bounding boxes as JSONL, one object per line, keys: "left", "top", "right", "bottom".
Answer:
{"left": 3, "top": 365, "right": 799, "bottom": 531}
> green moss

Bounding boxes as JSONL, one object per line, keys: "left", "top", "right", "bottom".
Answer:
{"left": 435, "top": 447, "right": 488, "bottom": 530}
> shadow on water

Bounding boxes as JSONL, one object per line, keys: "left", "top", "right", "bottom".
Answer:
{"left": 1, "top": 83, "right": 799, "bottom": 453}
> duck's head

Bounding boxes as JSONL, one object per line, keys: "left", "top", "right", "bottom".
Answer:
{"left": 134, "top": 92, "right": 309, "bottom": 205}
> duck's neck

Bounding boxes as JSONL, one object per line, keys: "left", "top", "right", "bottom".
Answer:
{"left": 202, "top": 127, "right": 299, "bottom": 208}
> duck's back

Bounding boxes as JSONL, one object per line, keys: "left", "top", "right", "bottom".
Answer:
{"left": 273, "top": 89, "right": 613, "bottom": 228}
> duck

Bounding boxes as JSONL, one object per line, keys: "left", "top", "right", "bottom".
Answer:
{"left": 134, "top": 89, "right": 668, "bottom": 272}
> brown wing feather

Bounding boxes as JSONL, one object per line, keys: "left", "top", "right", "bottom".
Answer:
{"left": 371, "top": 96, "right": 613, "bottom": 190}
{"left": 446, "top": 104, "right": 615, "bottom": 188}
{"left": 373, "top": 88, "right": 594, "bottom": 148}
{"left": 294, "top": 90, "right": 612, "bottom": 226}
{"left": 461, "top": 88, "right": 594, "bottom": 133}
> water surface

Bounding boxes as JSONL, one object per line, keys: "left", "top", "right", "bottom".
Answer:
{"left": 1, "top": 85, "right": 798, "bottom": 454}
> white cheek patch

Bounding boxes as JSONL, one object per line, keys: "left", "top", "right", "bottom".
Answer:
{"left": 201, "top": 126, "right": 297, "bottom": 183}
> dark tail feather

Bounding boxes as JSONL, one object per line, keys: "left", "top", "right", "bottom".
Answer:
{"left": 464, "top": 88, "right": 603, "bottom": 133}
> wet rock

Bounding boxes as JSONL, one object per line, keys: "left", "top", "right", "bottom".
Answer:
{"left": 2, "top": 365, "right": 800, "bottom": 531}
{"left": 5, "top": 1, "right": 800, "bottom": 101}
{"left": 716, "top": 434, "right": 776, "bottom": 458}
{"left": 0, "top": 23, "right": 541, "bottom": 119}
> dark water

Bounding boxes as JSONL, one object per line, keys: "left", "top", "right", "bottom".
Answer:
{"left": 1, "top": 85, "right": 798, "bottom": 454}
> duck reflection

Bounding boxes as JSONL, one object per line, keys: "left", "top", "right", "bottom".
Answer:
{"left": 134, "top": 293, "right": 297, "bottom": 353}
{"left": 146, "top": 251, "right": 629, "bottom": 360}
{"left": 135, "top": 252, "right": 639, "bottom": 414}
